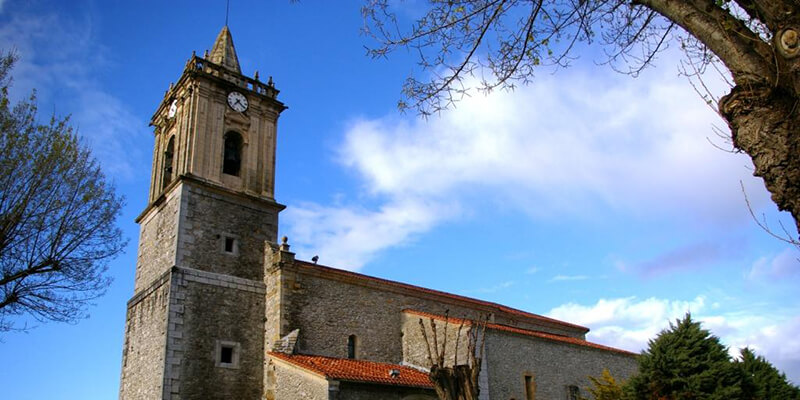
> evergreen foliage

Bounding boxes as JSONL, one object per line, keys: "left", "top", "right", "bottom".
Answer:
{"left": 624, "top": 314, "right": 744, "bottom": 399}
{"left": 736, "top": 347, "right": 800, "bottom": 400}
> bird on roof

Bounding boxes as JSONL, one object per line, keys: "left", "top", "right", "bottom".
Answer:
{"left": 312, "top": 255, "right": 319, "bottom": 264}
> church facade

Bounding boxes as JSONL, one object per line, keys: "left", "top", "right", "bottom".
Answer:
{"left": 119, "top": 27, "right": 637, "bottom": 400}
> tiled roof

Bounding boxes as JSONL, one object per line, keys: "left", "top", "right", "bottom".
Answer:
{"left": 295, "top": 260, "right": 589, "bottom": 333}
{"left": 404, "top": 309, "right": 636, "bottom": 356}
{"left": 268, "top": 352, "right": 434, "bottom": 389}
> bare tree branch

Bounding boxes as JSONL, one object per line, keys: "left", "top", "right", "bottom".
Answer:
{"left": 0, "top": 51, "right": 126, "bottom": 333}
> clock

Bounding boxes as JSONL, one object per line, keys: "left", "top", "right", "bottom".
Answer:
{"left": 227, "top": 91, "right": 248, "bottom": 112}
{"left": 167, "top": 100, "right": 178, "bottom": 119}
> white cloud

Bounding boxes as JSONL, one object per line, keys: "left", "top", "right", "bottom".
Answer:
{"left": 286, "top": 55, "right": 773, "bottom": 271}
{"left": 549, "top": 296, "right": 706, "bottom": 331}
{"left": 548, "top": 296, "right": 800, "bottom": 383}
{"left": 284, "top": 197, "right": 459, "bottom": 269}
{"left": 339, "top": 67, "right": 768, "bottom": 222}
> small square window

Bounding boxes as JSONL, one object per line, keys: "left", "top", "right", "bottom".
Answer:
{"left": 219, "top": 234, "right": 239, "bottom": 256}
{"left": 216, "top": 340, "right": 240, "bottom": 369}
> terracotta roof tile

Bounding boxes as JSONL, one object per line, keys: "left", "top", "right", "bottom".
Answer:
{"left": 296, "top": 260, "right": 588, "bottom": 333}
{"left": 404, "top": 309, "right": 636, "bottom": 356}
{"left": 268, "top": 352, "right": 434, "bottom": 389}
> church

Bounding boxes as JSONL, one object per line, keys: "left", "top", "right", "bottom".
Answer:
{"left": 119, "top": 26, "right": 637, "bottom": 400}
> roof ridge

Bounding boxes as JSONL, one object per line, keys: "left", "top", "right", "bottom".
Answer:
{"left": 296, "top": 260, "right": 588, "bottom": 332}
{"left": 267, "top": 352, "right": 434, "bottom": 389}
{"left": 273, "top": 352, "right": 416, "bottom": 368}
{"left": 402, "top": 309, "right": 636, "bottom": 356}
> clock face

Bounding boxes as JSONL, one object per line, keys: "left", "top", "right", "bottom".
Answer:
{"left": 167, "top": 100, "right": 178, "bottom": 119}
{"left": 227, "top": 91, "right": 248, "bottom": 112}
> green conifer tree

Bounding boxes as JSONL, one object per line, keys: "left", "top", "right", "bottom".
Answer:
{"left": 736, "top": 347, "right": 800, "bottom": 400}
{"left": 624, "top": 314, "right": 744, "bottom": 400}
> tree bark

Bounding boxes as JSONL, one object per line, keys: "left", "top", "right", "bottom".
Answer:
{"left": 639, "top": 0, "right": 800, "bottom": 236}
{"left": 363, "top": 0, "right": 800, "bottom": 234}
{"left": 720, "top": 84, "right": 800, "bottom": 236}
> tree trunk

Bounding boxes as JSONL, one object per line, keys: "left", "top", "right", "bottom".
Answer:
{"left": 719, "top": 83, "right": 800, "bottom": 237}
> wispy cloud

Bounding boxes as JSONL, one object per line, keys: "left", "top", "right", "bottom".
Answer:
{"left": 549, "top": 274, "right": 590, "bottom": 282}
{"left": 748, "top": 247, "right": 800, "bottom": 282}
{"left": 474, "top": 280, "right": 515, "bottom": 294}
{"left": 616, "top": 242, "right": 729, "bottom": 278}
{"left": 548, "top": 296, "right": 800, "bottom": 383}
{"left": 285, "top": 58, "right": 771, "bottom": 271}
{"left": 284, "top": 198, "right": 460, "bottom": 269}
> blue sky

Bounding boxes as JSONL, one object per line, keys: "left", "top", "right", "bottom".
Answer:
{"left": 1, "top": 0, "right": 799, "bottom": 398}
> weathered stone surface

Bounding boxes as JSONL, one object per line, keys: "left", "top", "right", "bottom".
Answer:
{"left": 172, "top": 267, "right": 266, "bottom": 400}
{"left": 119, "top": 272, "right": 170, "bottom": 399}
{"left": 278, "top": 261, "right": 587, "bottom": 366}
{"left": 134, "top": 187, "right": 180, "bottom": 291}
{"left": 269, "top": 359, "right": 329, "bottom": 400}
{"left": 402, "top": 313, "right": 472, "bottom": 370}
{"left": 176, "top": 179, "right": 280, "bottom": 281}
{"left": 484, "top": 329, "right": 637, "bottom": 399}
{"left": 337, "top": 382, "right": 437, "bottom": 400}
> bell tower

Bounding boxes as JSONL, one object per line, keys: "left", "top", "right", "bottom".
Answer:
{"left": 120, "top": 27, "right": 286, "bottom": 399}
{"left": 147, "top": 26, "right": 284, "bottom": 205}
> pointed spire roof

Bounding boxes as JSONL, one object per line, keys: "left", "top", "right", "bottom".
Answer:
{"left": 208, "top": 26, "right": 241, "bottom": 74}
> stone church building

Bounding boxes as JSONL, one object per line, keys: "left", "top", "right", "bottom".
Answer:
{"left": 119, "top": 27, "right": 637, "bottom": 400}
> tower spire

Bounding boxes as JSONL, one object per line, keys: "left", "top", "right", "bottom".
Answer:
{"left": 208, "top": 26, "right": 241, "bottom": 74}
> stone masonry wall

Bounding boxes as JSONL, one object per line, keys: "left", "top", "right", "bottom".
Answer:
{"left": 263, "top": 243, "right": 283, "bottom": 351}
{"left": 119, "top": 272, "right": 170, "bottom": 400}
{"left": 337, "top": 382, "right": 437, "bottom": 400}
{"left": 134, "top": 185, "right": 180, "bottom": 291}
{"left": 484, "top": 329, "right": 637, "bottom": 400}
{"left": 269, "top": 359, "right": 329, "bottom": 400}
{"left": 172, "top": 266, "right": 266, "bottom": 400}
{"left": 176, "top": 180, "right": 279, "bottom": 282}
{"left": 285, "top": 270, "right": 480, "bottom": 364}
{"left": 401, "top": 313, "right": 472, "bottom": 370}
{"left": 281, "top": 263, "right": 585, "bottom": 365}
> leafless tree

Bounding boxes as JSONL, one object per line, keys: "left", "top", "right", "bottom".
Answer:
{"left": 363, "top": 1, "right": 800, "bottom": 237}
{"left": 0, "top": 51, "right": 126, "bottom": 332}
{"left": 418, "top": 312, "right": 487, "bottom": 400}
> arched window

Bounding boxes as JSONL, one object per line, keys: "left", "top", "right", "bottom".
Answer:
{"left": 223, "top": 131, "right": 242, "bottom": 176}
{"left": 347, "top": 335, "right": 357, "bottom": 359}
{"left": 162, "top": 136, "right": 175, "bottom": 189}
